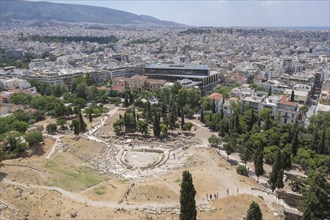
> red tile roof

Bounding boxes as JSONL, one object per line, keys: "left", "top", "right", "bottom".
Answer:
{"left": 207, "top": 93, "right": 223, "bottom": 101}
{"left": 112, "top": 85, "right": 125, "bottom": 91}
{"left": 279, "top": 95, "right": 296, "bottom": 107}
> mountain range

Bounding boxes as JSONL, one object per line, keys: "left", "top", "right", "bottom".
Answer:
{"left": 0, "top": 0, "right": 181, "bottom": 26}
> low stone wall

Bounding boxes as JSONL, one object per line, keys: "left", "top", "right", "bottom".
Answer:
{"left": 276, "top": 190, "right": 303, "bottom": 207}
{"left": 283, "top": 208, "right": 302, "bottom": 220}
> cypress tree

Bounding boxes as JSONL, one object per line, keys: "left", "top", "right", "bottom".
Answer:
{"left": 212, "top": 99, "right": 216, "bottom": 113}
{"left": 249, "top": 108, "right": 256, "bottom": 130}
{"left": 302, "top": 172, "right": 330, "bottom": 219}
{"left": 220, "top": 107, "right": 224, "bottom": 120}
{"left": 72, "top": 119, "right": 80, "bottom": 135}
{"left": 290, "top": 90, "right": 295, "bottom": 102}
{"left": 181, "top": 111, "right": 185, "bottom": 130}
{"left": 132, "top": 108, "right": 136, "bottom": 121}
{"left": 88, "top": 107, "right": 93, "bottom": 123}
{"left": 276, "top": 169, "right": 284, "bottom": 189}
{"left": 318, "top": 129, "right": 326, "bottom": 154}
{"left": 291, "top": 130, "right": 299, "bottom": 156}
{"left": 201, "top": 108, "right": 205, "bottom": 124}
{"left": 153, "top": 113, "right": 160, "bottom": 137}
{"left": 246, "top": 201, "right": 262, "bottom": 220}
{"left": 312, "top": 128, "right": 319, "bottom": 152}
{"left": 254, "top": 150, "right": 264, "bottom": 181}
{"left": 264, "top": 110, "right": 271, "bottom": 131}
{"left": 269, "top": 150, "right": 281, "bottom": 192}
{"left": 129, "top": 91, "right": 134, "bottom": 105}
{"left": 180, "top": 170, "right": 197, "bottom": 220}
{"left": 281, "top": 150, "right": 292, "bottom": 169}
{"left": 161, "top": 103, "right": 167, "bottom": 119}
{"left": 268, "top": 86, "right": 272, "bottom": 97}
{"left": 78, "top": 109, "right": 86, "bottom": 132}
{"left": 124, "top": 96, "right": 129, "bottom": 107}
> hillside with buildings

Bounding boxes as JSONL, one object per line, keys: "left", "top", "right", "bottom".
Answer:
{"left": 0, "top": 12, "right": 329, "bottom": 220}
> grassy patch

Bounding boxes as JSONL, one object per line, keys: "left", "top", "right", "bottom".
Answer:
{"left": 184, "top": 156, "right": 194, "bottom": 168}
{"left": 94, "top": 186, "right": 106, "bottom": 195}
{"left": 44, "top": 157, "right": 103, "bottom": 192}
{"left": 118, "top": 178, "right": 129, "bottom": 184}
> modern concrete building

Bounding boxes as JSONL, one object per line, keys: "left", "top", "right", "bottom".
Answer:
{"left": 145, "top": 63, "right": 220, "bottom": 93}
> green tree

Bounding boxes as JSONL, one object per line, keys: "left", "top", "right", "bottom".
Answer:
{"left": 212, "top": 99, "right": 216, "bottom": 113}
{"left": 123, "top": 96, "right": 129, "bottom": 107}
{"left": 246, "top": 201, "right": 262, "bottom": 220}
{"left": 276, "top": 169, "right": 284, "bottom": 189}
{"left": 10, "top": 121, "right": 29, "bottom": 133}
{"left": 75, "top": 82, "right": 87, "bottom": 99}
{"left": 200, "top": 108, "right": 205, "bottom": 124}
{"left": 85, "top": 73, "right": 93, "bottom": 86}
{"left": 208, "top": 134, "right": 219, "bottom": 147}
{"left": 254, "top": 150, "right": 264, "bottom": 181}
{"left": 160, "top": 123, "right": 168, "bottom": 137}
{"left": 86, "top": 86, "right": 97, "bottom": 101}
{"left": 223, "top": 137, "right": 236, "bottom": 161}
{"left": 311, "top": 128, "right": 319, "bottom": 152}
{"left": 268, "top": 87, "right": 272, "bottom": 97}
{"left": 11, "top": 93, "right": 32, "bottom": 105}
{"left": 318, "top": 129, "right": 326, "bottom": 154}
{"left": 301, "top": 172, "right": 330, "bottom": 219}
{"left": 137, "top": 120, "right": 149, "bottom": 136}
{"left": 78, "top": 108, "right": 86, "bottom": 133}
{"left": 24, "top": 130, "right": 43, "bottom": 147}
{"left": 269, "top": 150, "right": 281, "bottom": 192}
{"left": 291, "top": 130, "right": 299, "bottom": 156}
{"left": 290, "top": 90, "right": 295, "bottom": 102}
{"left": 264, "top": 109, "right": 271, "bottom": 131}
{"left": 54, "top": 102, "right": 67, "bottom": 117}
{"left": 87, "top": 107, "right": 93, "bottom": 123}
{"left": 182, "top": 122, "right": 193, "bottom": 132}
{"left": 180, "top": 170, "right": 197, "bottom": 220}
{"left": 153, "top": 113, "right": 161, "bottom": 137}
{"left": 71, "top": 119, "right": 80, "bottom": 135}
{"left": 240, "top": 140, "right": 253, "bottom": 165}
{"left": 113, "top": 118, "right": 124, "bottom": 135}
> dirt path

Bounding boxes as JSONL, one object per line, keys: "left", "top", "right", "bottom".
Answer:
{"left": 2, "top": 176, "right": 299, "bottom": 213}
{"left": 88, "top": 107, "right": 119, "bottom": 135}
{"left": 44, "top": 135, "right": 63, "bottom": 160}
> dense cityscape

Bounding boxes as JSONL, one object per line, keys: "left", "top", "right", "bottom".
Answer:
{"left": 0, "top": 1, "right": 329, "bottom": 220}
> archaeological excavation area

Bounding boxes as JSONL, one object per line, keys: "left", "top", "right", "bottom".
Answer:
{"left": 0, "top": 106, "right": 285, "bottom": 219}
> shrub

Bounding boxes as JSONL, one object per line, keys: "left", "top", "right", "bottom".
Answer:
{"left": 236, "top": 165, "right": 248, "bottom": 176}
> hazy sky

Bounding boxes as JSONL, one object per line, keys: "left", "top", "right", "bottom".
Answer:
{"left": 28, "top": 0, "right": 330, "bottom": 27}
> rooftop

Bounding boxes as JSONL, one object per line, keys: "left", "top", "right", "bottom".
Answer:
{"left": 146, "top": 63, "right": 208, "bottom": 71}
{"left": 279, "top": 95, "right": 297, "bottom": 107}
{"left": 207, "top": 93, "right": 223, "bottom": 101}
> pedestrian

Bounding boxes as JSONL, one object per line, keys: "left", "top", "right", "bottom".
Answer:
{"left": 210, "top": 194, "right": 212, "bottom": 200}
{"left": 227, "top": 188, "right": 229, "bottom": 195}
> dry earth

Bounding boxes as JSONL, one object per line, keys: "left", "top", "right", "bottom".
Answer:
{"left": 0, "top": 110, "right": 283, "bottom": 220}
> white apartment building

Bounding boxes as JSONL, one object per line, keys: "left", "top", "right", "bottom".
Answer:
{"left": 277, "top": 95, "right": 300, "bottom": 124}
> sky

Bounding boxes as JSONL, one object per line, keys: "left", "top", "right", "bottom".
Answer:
{"left": 28, "top": 0, "right": 330, "bottom": 27}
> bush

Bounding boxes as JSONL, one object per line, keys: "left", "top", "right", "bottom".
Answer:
{"left": 24, "top": 130, "right": 43, "bottom": 147}
{"left": 236, "top": 165, "right": 248, "bottom": 176}
{"left": 46, "top": 123, "right": 57, "bottom": 133}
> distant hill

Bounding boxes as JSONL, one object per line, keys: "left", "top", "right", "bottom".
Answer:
{"left": 0, "top": 0, "right": 181, "bottom": 26}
